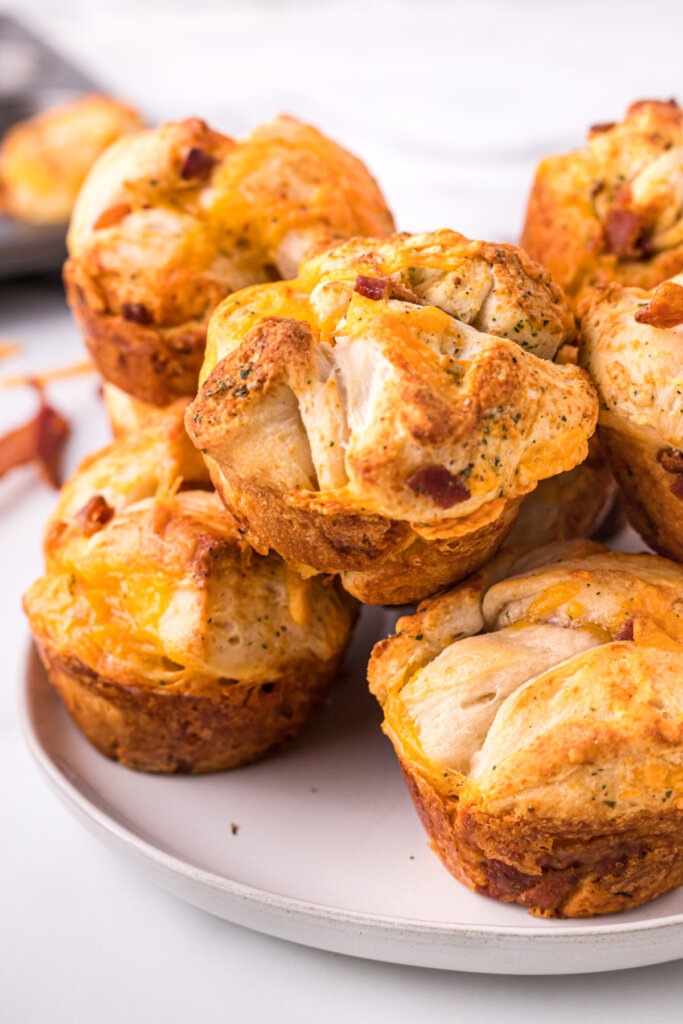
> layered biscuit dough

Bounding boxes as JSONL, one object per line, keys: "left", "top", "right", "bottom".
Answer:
{"left": 369, "top": 541, "right": 683, "bottom": 917}
{"left": 64, "top": 115, "right": 394, "bottom": 405}
{"left": 23, "top": 402, "right": 357, "bottom": 773}
{"left": 187, "top": 230, "right": 598, "bottom": 604}
{"left": 522, "top": 99, "right": 683, "bottom": 305}
{"left": 580, "top": 274, "right": 683, "bottom": 560}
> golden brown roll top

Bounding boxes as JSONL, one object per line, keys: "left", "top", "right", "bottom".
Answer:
{"left": 579, "top": 274, "right": 683, "bottom": 560}
{"left": 24, "top": 403, "right": 357, "bottom": 773}
{"left": 187, "top": 230, "right": 597, "bottom": 604}
{"left": 44, "top": 398, "right": 209, "bottom": 564}
{"left": 64, "top": 114, "right": 394, "bottom": 405}
{"left": 0, "top": 93, "right": 144, "bottom": 225}
{"left": 522, "top": 99, "right": 683, "bottom": 304}
{"left": 369, "top": 542, "right": 683, "bottom": 917}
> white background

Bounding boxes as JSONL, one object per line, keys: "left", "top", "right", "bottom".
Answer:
{"left": 2, "top": 1, "right": 683, "bottom": 1020}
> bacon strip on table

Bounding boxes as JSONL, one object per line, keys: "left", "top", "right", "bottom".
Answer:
{"left": 634, "top": 281, "right": 683, "bottom": 329}
{"left": 0, "top": 387, "right": 70, "bottom": 488}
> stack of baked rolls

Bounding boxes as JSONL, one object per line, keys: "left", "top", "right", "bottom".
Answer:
{"left": 64, "top": 114, "right": 395, "bottom": 408}
{"left": 23, "top": 402, "right": 357, "bottom": 773}
{"left": 186, "top": 230, "right": 598, "bottom": 604}
{"left": 24, "top": 97, "right": 683, "bottom": 921}
{"left": 369, "top": 540, "right": 683, "bottom": 917}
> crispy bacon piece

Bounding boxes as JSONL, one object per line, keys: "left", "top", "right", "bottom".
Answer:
{"left": 615, "top": 618, "right": 634, "bottom": 641}
{"left": 634, "top": 282, "right": 683, "bottom": 329}
{"left": 75, "top": 494, "right": 114, "bottom": 536}
{"left": 658, "top": 447, "right": 683, "bottom": 474}
{"left": 93, "top": 202, "right": 132, "bottom": 230}
{"left": 0, "top": 392, "right": 69, "bottom": 488}
{"left": 670, "top": 477, "right": 683, "bottom": 501}
{"left": 603, "top": 208, "right": 644, "bottom": 259}
{"left": 388, "top": 281, "right": 429, "bottom": 306}
{"left": 406, "top": 465, "right": 471, "bottom": 508}
{"left": 179, "top": 147, "right": 216, "bottom": 180}
{"left": 354, "top": 274, "right": 390, "bottom": 301}
{"left": 121, "top": 301, "right": 153, "bottom": 325}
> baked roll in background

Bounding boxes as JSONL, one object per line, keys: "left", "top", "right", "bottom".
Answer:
{"left": 0, "top": 93, "right": 144, "bottom": 225}
{"left": 368, "top": 541, "right": 683, "bottom": 918}
{"left": 187, "top": 230, "right": 598, "bottom": 605}
{"left": 23, "top": 402, "right": 357, "bottom": 773}
{"left": 522, "top": 99, "right": 683, "bottom": 305}
{"left": 579, "top": 273, "right": 683, "bottom": 560}
{"left": 64, "top": 115, "right": 395, "bottom": 406}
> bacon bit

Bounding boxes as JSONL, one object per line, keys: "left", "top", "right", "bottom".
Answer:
{"left": 75, "top": 494, "right": 114, "bottom": 536}
{"left": 658, "top": 447, "right": 683, "bottom": 474}
{"left": 670, "top": 477, "right": 683, "bottom": 501}
{"left": 590, "top": 181, "right": 604, "bottom": 198}
{"left": 0, "top": 394, "right": 69, "bottom": 488}
{"left": 388, "top": 281, "right": 429, "bottom": 306}
{"left": 589, "top": 121, "right": 616, "bottom": 135}
{"left": 615, "top": 618, "right": 634, "bottom": 641}
{"left": 406, "top": 465, "right": 471, "bottom": 508}
{"left": 179, "top": 147, "right": 216, "bottom": 180}
{"left": 93, "top": 202, "right": 132, "bottom": 230}
{"left": 121, "top": 302, "right": 153, "bottom": 325}
{"left": 2, "top": 360, "right": 93, "bottom": 388}
{"left": 354, "top": 274, "right": 390, "bottom": 301}
{"left": 603, "top": 208, "right": 644, "bottom": 259}
{"left": 634, "top": 281, "right": 683, "bottom": 329}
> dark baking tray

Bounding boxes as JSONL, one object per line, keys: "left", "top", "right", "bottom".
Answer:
{"left": 0, "top": 15, "right": 97, "bottom": 278}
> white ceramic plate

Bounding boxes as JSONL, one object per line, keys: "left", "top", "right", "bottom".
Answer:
{"left": 20, "top": 530, "right": 683, "bottom": 975}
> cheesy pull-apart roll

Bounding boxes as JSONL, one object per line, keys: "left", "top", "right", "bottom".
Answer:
{"left": 579, "top": 274, "right": 683, "bottom": 560}
{"left": 23, "top": 402, "right": 356, "bottom": 773}
{"left": 369, "top": 541, "right": 683, "bottom": 918}
{"left": 0, "top": 93, "right": 144, "bottom": 225}
{"left": 522, "top": 99, "right": 683, "bottom": 305}
{"left": 186, "top": 230, "right": 598, "bottom": 605}
{"left": 64, "top": 115, "right": 394, "bottom": 406}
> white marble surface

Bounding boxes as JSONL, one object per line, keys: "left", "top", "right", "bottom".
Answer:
{"left": 2, "top": 1, "right": 683, "bottom": 1019}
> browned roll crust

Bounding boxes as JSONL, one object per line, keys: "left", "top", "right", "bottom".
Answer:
{"left": 339, "top": 498, "right": 522, "bottom": 605}
{"left": 23, "top": 403, "right": 357, "bottom": 773}
{"left": 34, "top": 643, "right": 338, "bottom": 774}
{"left": 187, "top": 230, "right": 597, "bottom": 605}
{"left": 579, "top": 276, "right": 683, "bottom": 560}
{"left": 401, "top": 758, "right": 683, "bottom": 917}
{"left": 65, "top": 270, "right": 207, "bottom": 406}
{"left": 369, "top": 542, "right": 683, "bottom": 917}
{"left": 522, "top": 99, "right": 683, "bottom": 306}
{"left": 0, "top": 93, "right": 144, "bottom": 224}
{"left": 65, "top": 115, "right": 394, "bottom": 405}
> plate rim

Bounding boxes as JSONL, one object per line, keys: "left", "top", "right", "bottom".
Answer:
{"left": 19, "top": 640, "right": 683, "bottom": 947}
